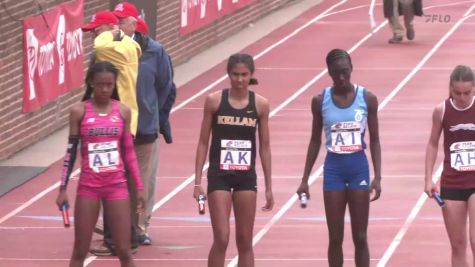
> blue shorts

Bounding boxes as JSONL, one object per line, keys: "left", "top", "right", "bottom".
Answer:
{"left": 323, "top": 151, "right": 370, "bottom": 192}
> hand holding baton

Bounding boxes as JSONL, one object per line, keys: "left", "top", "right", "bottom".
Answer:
{"left": 198, "top": 194, "right": 207, "bottom": 215}
{"left": 300, "top": 193, "right": 308, "bottom": 208}
{"left": 433, "top": 192, "right": 445, "bottom": 207}
{"left": 61, "top": 203, "right": 70, "bottom": 227}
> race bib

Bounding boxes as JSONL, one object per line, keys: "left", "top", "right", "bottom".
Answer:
{"left": 330, "top": 121, "right": 362, "bottom": 153}
{"left": 88, "top": 141, "right": 119, "bottom": 173}
{"left": 450, "top": 141, "right": 475, "bottom": 171}
{"left": 220, "top": 140, "right": 252, "bottom": 171}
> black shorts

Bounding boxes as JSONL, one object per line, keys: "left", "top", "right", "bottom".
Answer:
{"left": 440, "top": 187, "right": 475, "bottom": 201}
{"left": 207, "top": 175, "right": 257, "bottom": 193}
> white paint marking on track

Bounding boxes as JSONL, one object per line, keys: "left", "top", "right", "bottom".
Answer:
{"left": 227, "top": 22, "right": 391, "bottom": 267}
{"left": 377, "top": 9, "right": 475, "bottom": 267}
{"left": 0, "top": 257, "right": 382, "bottom": 262}
{"left": 376, "top": 164, "right": 443, "bottom": 267}
{"left": 1, "top": 1, "right": 472, "bottom": 266}
{"left": 2, "top": 0, "right": 473, "bottom": 232}
{"left": 151, "top": 0, "right": 352, "bottom": 217}
{"left": 84, "top": 1, "right": 351, "bottom": 266}
{"left": 0, "top": 169, "right": 79, "bottom": 224}
{"left": 227, "top": 5, "right": 475, "bottom": 267}
{"left": 378, "top": 12, "right": 475, "bottom": 111}
{"left": 0, "top": 0, "right": 348, "bottom": 227}
{"left": 171, "top": 0, "right": 349, "bottom": 113}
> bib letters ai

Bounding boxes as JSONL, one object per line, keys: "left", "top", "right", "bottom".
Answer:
{"left": 220, "top": 140, "right": 252, "bottom": 171}
{"left": 450, "top": 141, "right": 475, "bottom": 171}
{"left": 330, "top": 121, "right": 362, "bottom": 153}
{"left": 88, "top": 141, "right": 119, "bottom": 172}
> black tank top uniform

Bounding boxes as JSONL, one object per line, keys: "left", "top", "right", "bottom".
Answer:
{"left": 208, "top": 89, "right": 259, "bottom": 180}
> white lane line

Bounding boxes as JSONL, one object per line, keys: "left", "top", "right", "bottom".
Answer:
{"left": 3, "top": 0, "right": 471, "bottom": 265}
{"left": 0, "top": 257, "right": 381, "bottom": 261}
{"left": 424, "top": 0, "right": 475, "bottom": 10}
{"left": 375, "top": 9, "right": 475, "bottom": 267}
{"left": 157, "top": 4, "right": 475, "bottom": 231}
{"left": 171, "top": 0, "right": 349, "bottom": 113}
{"left": 226, "top": 13, "right": 389, "bottom": 267}
{"left": 227, "top": 5, "right": 475, "bottom": 267}
{"left": 378, "top": 13, "right": 475, "bottom": 110}
{"left": 0, "top": 0, "right": 348, "bottom": 227}
{"left": 259, "top": 67, "right": 455, "bottom": 71}
{"left": 2, "top": 1, "right": 473, "bottom": 231}
{"left": 0, "top": 169, "right": 79, "bottom": 225}
{"left": 151, "top": 0, "right": 350, "bottom": 216}
{"left": 84, "top": 1, "right": 351, "bottom": 266}
{"left": 376, "top": 164, "right": 443, "bottom": 267}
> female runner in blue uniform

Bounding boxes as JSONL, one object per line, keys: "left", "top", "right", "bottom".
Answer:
{"left": 297, "top": 49, "right": 382, "bottom": 267}
{"left": 425, "top": 65, "right": 475, "bottom": 267}
{"left": 193, "top": 53, "right": 274, "bottom": 267}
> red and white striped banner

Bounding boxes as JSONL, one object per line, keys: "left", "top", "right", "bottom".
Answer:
{"left": 23, "top": 0, "right": 84, "bottom": 112}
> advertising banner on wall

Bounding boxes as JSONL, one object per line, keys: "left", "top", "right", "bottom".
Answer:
{"left": 180, "top": 0, "right": 254, "bottom": 36}
{"left": 23, "top": 0, "right": 84, "bottom": 112}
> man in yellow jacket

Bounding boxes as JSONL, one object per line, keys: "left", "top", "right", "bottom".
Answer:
{"left": 82, "top": 11, "right": 141, "bottom": 135}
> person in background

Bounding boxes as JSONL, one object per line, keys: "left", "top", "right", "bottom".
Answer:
{"left": 384, "top": 0, "right": 423, "bottom": 43}
{"left": 132, "top": 16, "right": 176, "bottom": 245}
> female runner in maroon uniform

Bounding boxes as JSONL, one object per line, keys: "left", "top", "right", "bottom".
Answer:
{"left": 425, "top": 65, "right": 475, "bottom": 267}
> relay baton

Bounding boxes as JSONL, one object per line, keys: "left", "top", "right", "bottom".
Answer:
{"left": 62, "top": 203, "right": 71, "bottom": 227}
{"left": 433, "top": 192, "right": 445, "bottom": 207}
{"left": 198, "top": 195, "right": 207, "bottom": 215}
{"left": 300, "top": 193, "right": 308, "bottom": 208}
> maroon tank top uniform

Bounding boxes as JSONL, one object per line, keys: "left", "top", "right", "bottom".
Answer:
{"left": 441, "top": 98, "right": 475, "bottom": 189}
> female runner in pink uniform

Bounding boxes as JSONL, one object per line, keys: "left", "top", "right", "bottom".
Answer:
{"left": 56, "top": 61, "right": 145, "bottom": 267}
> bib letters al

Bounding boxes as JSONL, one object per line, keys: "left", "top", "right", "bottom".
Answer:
{"left": 330, "top": 121, "right": 362, "bottom": 153}
{"left": 220, "top": 139, "right": 252, "bottom": 171}
{"left": 88, "top": 141, "right": 119, "bottom": 172}
{"left": 450, "top": 141, "right": 475, "bottom": 171}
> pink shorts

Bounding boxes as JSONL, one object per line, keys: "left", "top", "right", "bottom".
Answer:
{"left": 77, "top": 182, "right": 129, "bottom": 201}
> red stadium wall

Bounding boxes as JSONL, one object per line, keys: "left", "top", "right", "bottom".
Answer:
{"left": 0, "top": 0, "right": 296, "bottom": 160}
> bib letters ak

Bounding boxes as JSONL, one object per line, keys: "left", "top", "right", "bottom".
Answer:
{"left": 220, "top": 139, "right": 252, "bottom": 171}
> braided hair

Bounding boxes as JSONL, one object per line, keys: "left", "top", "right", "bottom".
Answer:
{"left": 82, "top": 61, "right": 120, "bottom": 101}
{"left": 325, "top": 49, "right": 352, "bottom": 69}
{"left": 227, "top": 53, "right": 259, "bottom": 85}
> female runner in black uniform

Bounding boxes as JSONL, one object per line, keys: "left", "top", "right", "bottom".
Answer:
{"left": 194, "top": 53, "right": 274, "bottom": 267}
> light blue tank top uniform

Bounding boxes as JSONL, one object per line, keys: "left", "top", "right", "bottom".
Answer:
{"left": 321, "top": 85, "right": 370, "bottom": 191}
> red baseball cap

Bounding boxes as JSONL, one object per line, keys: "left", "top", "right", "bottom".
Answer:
{"left": 113, "top": 2, "right": 138, "bottom": 18}
{"left": 135, "top": 18, "right": 148, "bottom": 34}
{"left": 82, "top": 11, "right": 118, "bottom": 32}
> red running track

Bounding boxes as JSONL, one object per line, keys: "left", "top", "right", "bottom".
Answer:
{"left": 2, "top": 0, "right": 475, "bottom": 266}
